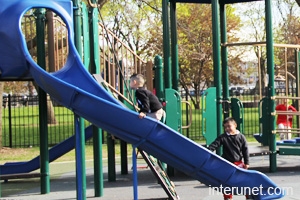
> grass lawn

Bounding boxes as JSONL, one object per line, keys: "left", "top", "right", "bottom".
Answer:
{"left": 0, "top": 135, "right": 263, "bottom": 165}
{"left": 0, "top": 144, "right": 135, "bottom": 165}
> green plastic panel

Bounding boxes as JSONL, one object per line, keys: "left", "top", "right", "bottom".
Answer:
{"left": 279, "top": 148, "right": 300, "bottom": 155}
{"left": 231, "top": 98, "right": 244, "bottom": 134}
{"left": 259, "top": 98, "right": 269, "bottom": 146}
{"left": 165, "top": 88, "right": 182, "bottom": 132}
{"left": 202, "top": 87, "right": 217, "bottom": 145}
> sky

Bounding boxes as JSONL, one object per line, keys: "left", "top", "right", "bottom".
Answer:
{"left": 229, "top": 1, "right": 300, "bottom": 62}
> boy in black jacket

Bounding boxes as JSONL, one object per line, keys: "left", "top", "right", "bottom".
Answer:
{"left": 130, "top": 74, "right": 165, "bottom": 121}
{"left": 208, "top": 117, "right": 251, "bottom": 200}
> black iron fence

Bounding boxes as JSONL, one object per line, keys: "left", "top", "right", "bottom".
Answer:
{"left": 2, "top": 89, "right": 297, "bottom": 147}
{"left": 2, "top": 94, "right": 74, "bottom": 147}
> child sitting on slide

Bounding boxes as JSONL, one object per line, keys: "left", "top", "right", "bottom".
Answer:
{"left": 130, "top": 73, "right": 165, "bottom": 121}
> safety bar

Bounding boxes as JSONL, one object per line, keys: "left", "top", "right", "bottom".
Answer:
{"left": 102, "top": 81, "right": 139, "bottom": 111}
{"left": 181, "top": 100, "right": 192, "bottom": 129}
{"left": 271, "top": 96, "right": 300, "bottom": 100}
{"left": 272, "top": 129, "right": 300, "bottom": 134}
{"left": 271, "top": 111, "right": 300, "bottom": 116}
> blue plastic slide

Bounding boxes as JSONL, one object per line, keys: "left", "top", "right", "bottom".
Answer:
{"left": 0, "top": 1, "right": 284, "bottom": 199}
{"left": 0, "top": 126, "right": 93, "bottom": 175}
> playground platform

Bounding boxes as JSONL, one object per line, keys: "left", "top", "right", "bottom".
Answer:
{"left": 1, "top": 143, "right": 300, "bottom": 200}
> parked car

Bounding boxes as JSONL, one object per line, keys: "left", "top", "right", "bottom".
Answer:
{"left": 229, "top": 86, "right": 244, "bottom": 96}
{"left": 3, "top": 93, "right": 8, "bottom": 108}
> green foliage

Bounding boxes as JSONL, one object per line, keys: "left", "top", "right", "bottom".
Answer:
{"left": 100, "top": 0, "right": 162, "bottom": 60}
{"left": 177, "top": 4, "right": 242, "bottom": 109}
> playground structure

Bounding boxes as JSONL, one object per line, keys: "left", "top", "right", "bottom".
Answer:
{"left": 201, "top": 42, "right": 300, "bottom": 156}
{"left": 169, "top": 1, "right": 300, "bottom": 173}
{"left": 0, "top": 0, "right": 294, "bottom": 199}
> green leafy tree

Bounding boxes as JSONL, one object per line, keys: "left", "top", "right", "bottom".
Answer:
{"left": 177, "top": 4, "right": 242, "bottom": 109}
{"left": 274, "top": 0, "right": 300, "bottom": 74}
{"left": 101, "top": 0, "right": 162, "bottom": 61}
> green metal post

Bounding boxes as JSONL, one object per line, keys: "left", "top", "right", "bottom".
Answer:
{"left": 74, "top": 0, "right": 83, "bottom": 57}
{"left": 92, "top": 126, "right": 103, "bottom": 197}
{"left": 154, "top": 55, "right": 166, "bottom": 171}
{"left": 89, "top": 3, "right": 100, "bottom": 74}
{"left": 88, "top": 0, "right": 103, "bottom": 196}
{"left": 75, "top": 115, "right": 87, "bottom": 199}
{"left": 295, "top": 50, "right": 300, "bottom": 129}
{"left": 154, "top": 56, "right": 164, "bottom": 102}
{"left": 107, "top": 134, "right": 116, "bottom": 181}
{"left": 35, "top": 8, "right": 50, "bottom": 194}
{"left": 116, "top": 61, "right": 129, "bottom": 175}
{"left": 118, "top": 61, "right": 128, "bottom": 175}
{"left": 73, "top": 0, "right": 87, "bottom": 198}
{"left": 211, "top": 0, "right": 222, "bottom": 156}
{"left": 170, "top": 1, "right": 179, "bottom": 90}
{"left": 167, "top": 3, "right": 177, "bottom": 176}
{"left": 220, "top": 3, "right": 230, "bottom": 119}
{"left": 265, "top": 0, "right": 276, "bottom": 172}
{"left": 81, "top": 3, "right": 90, "bottom": 69}
{"left": 120, "top": 140, "right": 128, "bottom": 174}
{"left": 162, "top": 0, "right": 172, "bottom": 89}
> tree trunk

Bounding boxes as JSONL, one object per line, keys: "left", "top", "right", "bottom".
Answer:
{"left": 47, "top": 95, "right": 57, "bottom": 124}
{"left": 30, "top": 81, "right": 57, "bottom": 124}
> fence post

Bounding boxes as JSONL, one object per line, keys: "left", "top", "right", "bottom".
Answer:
{"left": 8, "top": 94, "right": 12, "bottom": 148}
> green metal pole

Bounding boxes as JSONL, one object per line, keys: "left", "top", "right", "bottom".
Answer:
{"left": 167, "top": 0, "right": 178, "bottom": 177}
{"left": 75, "top": 115, "right": 87, "bottom": 199}
{"left": 81, "top": 3, "right": 90, "bottom": 69}
{"left": 162, "top": 0, "right": 171, "bottom": 89}
{"left": 154, "top": 56, "right": 167, "bottom": 172}
{"left": 295, "top": 50, "right": 300, "bottom": 129}
{"left": 35, "top": 8, "right": 50, "bottom": 194}
{"left": 107, "top": 134, "right": 116, "bottom": 181}
{"left": 89, "top": 3, "right": 100, "bottom": 74}
{"left": 211, "top": 0, "right": 222, "bottom": 156}
{"left": 170, "top": 1, "right": 179, "bottom": 90}
{"left": 154, "top": 56, "right": 164, "bottom": 102}
{"left": 220, "top": 4, "right": 230, "bottom": 119}
{"left": 93, "top": 127, "right": 103, "bottom": 197}
{"left": 265, "top": 0, "right": 276, "bottom": 172}
{"left": 88, "top": 0, "right": 104, "bottom": 196}
{"left": 74, "top": 0, "right": 83, "bottom": 56}
{"left": 73, "top": 0, "right": 87, "bottom": 198}
{"left": 118, "top": 62, "right": 128, "bottom": 175}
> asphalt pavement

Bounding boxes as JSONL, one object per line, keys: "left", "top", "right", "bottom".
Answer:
{"left": 1, "top": 146, "right": 300, "bottom": 200}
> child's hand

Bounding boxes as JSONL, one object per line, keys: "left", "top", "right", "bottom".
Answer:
{"left": 139, "top": 112, "right": 146, "bottom": 119}
{"left": 244, "top": 164, "right": 249, "bottom": 169}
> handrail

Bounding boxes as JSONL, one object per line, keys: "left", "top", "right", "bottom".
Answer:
{"left": 272, "top": 96, "right": 300, "bottom": 100}
{"left": 181, "top": 100, "right": 192, "bottom": 129}
{"left": 272, "top": 111, "right": 300, "bottom": 116}
{"left": 98, "top": 22, "right": 146, "bottom": 64}
{"left": 101, "top": 81, "right": 139, "bottom": 111}
{"left": 272, "top": 130, "right": 300, "bottom": 134}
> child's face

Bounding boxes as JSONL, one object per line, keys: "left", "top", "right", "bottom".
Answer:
{"left": 130, "top": 79, "right": 137, "bottom": 90}
{"left": 223, "top": 121, "right": 237, "bottom": 134}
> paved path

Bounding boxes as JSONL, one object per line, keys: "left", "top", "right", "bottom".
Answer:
{"left": 1, "top": 151, "right": 300, "bottom": 199}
